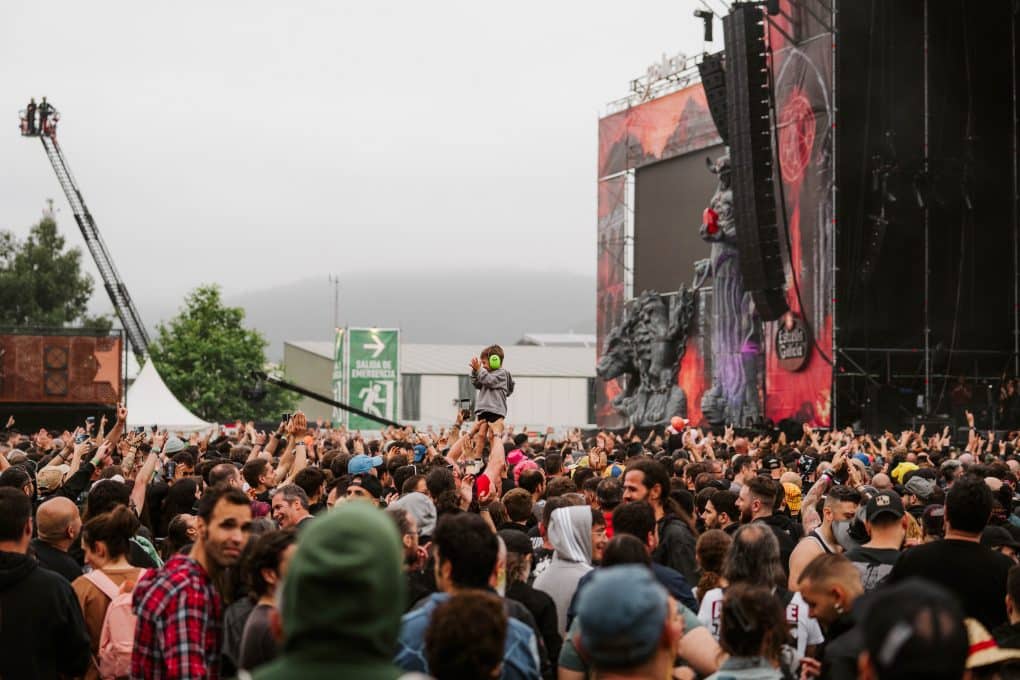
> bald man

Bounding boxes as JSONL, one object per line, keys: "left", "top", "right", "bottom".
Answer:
{"left": 30, "top": 497, "right": 82, "bottom": 582}
{"left": 871, "top": 473, "right": 892, "bottom": 491}
{"left": 209, "top": 462, "right": 243, "bottom": 488}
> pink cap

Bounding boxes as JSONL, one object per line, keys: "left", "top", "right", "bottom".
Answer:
{"left": 507, "top": 450, "right": 525, "bottom": 466}
{"left": 514, "top": 459, "right": 539, "bottom": 484}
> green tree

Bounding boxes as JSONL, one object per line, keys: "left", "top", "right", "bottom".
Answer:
{"left": 149, "top": 284, "right": 296, "bottom": 421}
{"left": 0, "top": 213, "right": 112, "bottom": 331}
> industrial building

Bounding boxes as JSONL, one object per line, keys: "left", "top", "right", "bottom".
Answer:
{"left": 283, "top": 340, "right": 596, "bottom": 429}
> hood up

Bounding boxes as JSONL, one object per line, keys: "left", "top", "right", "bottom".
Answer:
{"left": 548, "top": 505, "right": 593, "bottom": 565}
{"left": 255, "top": 502, "right": 406, "bottom": 680}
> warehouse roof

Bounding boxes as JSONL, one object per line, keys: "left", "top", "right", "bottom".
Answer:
{"left": 285, "top": 341, "right": 596, "bottom": 378}
{"left": 517, "top": 332, "right": 597, "bottom": 347}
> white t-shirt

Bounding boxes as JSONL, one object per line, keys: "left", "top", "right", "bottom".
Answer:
{"left": 697, "top": 586, "right": 824, "bottom": 658}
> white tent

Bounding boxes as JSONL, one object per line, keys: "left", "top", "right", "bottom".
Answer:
{"left": 126, "top": 360, "right": 213, "bottom": 433}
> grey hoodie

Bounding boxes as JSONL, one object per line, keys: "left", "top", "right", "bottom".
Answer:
{"left": 471, "top": 367, "right": 515, "bottom": 417}
{"left": 389, "top": 492, "right": 437, "bottom": 537}
{"left": 532, "top": 505, "right": 593, "bottom": 638}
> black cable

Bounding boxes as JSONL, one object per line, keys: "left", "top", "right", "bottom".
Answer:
{"left": 765, "top": 35, "right": 833, "bottom": 367}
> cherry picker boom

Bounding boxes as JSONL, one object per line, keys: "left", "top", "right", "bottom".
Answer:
{"left": 19, "top": 99, "right": 150, "bottom": 361}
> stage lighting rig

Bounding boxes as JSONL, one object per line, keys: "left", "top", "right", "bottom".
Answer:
{"left": 694, "top": 9, "right": 715, "bottom": 42}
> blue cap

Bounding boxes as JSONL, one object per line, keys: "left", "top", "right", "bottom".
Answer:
{"left": 854, "top": 453, "right": 871, "bottom": 467}
{"left": 576, "top": 565, "right": 668, "bottom": 668}
{"left": 413, "top": 445, "right": 427, "bottom": 463}
{"left": 348, "top": 454, "right": 383, "bottom": 476}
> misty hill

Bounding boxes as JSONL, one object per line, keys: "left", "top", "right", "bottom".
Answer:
{"left": 222, "top": 271, "right": 595, "bottom": 360}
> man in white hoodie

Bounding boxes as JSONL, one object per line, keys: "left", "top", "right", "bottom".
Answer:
{"left": 533, "top": 504, "right": 604, "bottom": 638}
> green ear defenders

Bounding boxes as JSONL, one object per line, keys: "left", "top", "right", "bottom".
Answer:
{"left": 488, "top": 355, "right": 502, "bottom": 370}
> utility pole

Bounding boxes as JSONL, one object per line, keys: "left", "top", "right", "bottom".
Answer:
{"left": 328, "top": 274, "right": 341, "bottom": 330}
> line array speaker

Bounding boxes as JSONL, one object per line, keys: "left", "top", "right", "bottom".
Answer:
{"left": 697, "top": 51, "right": 729, "bottom": 146}
{"left": 723, "top": 4, "right": 788, "bottom": 321}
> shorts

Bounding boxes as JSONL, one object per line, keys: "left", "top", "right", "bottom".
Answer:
{"left": 476, "top": 411, "right": 504, "bottom": 423}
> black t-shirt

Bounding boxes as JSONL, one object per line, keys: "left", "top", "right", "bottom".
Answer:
{"left": 30, "top": 539, "right": 82, "bottom": 582}
{"left": 890, "top": 538, "right": 1014, "bottom": 630}
{"left": 238, "top": 603, "right": 278, "bottom": 671}
{"left": 844, "top": 546, "right": 900, "bottom": 591}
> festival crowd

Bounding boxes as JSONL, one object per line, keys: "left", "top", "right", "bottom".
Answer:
{"left": 2, "top": 345, "right": 1020, "bottom": 679}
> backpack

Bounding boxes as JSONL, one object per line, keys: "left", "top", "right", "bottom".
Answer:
{"left": 84, "top": 569, "right": 139, "bottom": 680}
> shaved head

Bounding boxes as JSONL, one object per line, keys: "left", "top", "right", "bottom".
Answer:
{"left": 871, "top": 473, "right": 892, "bottom": 491}
{"left": 36, "top": 496, "right": 81, "bottom": 544}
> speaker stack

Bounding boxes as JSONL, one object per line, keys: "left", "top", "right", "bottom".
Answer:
{"left": 723, "top": 4, "right": 789, "bottom": 321}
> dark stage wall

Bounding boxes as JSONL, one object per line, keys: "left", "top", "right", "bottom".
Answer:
{"left": 634, "top": 145, "right": 724, "bottom": 296}
{"left": 836, "top": 0, "right": 1019, "bottom": 424}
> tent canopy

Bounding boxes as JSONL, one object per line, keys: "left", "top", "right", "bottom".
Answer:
{"left": 126, "top": 360, "right": 213, "bottom": 433}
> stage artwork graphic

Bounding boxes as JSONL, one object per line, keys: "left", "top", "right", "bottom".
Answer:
{"left": 596, "top": 287, "right": 695, "bottom": 427}
{"left": 697, "top": 155, "right": 763, "bottom": 426}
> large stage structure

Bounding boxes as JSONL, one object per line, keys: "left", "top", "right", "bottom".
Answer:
{"left": 595, "top": 0, "right": 1020, "bottom": 431}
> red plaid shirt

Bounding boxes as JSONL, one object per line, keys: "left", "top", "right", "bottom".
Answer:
{"left": 130, "top": 554, "right": 223, "bottom": 680}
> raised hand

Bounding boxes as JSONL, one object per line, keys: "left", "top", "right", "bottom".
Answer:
{"left": 469, "top": 357, "right": 481, "bottom": 371}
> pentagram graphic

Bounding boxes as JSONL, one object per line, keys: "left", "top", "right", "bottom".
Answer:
{"left": 779, "top": 89, "right": 816, "bottom": 184}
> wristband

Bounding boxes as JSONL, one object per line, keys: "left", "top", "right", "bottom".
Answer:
{"left": 90, "top": 456, "right": 102, "bottom": 467}
{"left": 152, "top": 447, "right": 162, "bottom": 454}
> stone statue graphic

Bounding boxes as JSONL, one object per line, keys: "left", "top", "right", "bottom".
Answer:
{"left": 698, "top": 154, "right": 763, "bottom": 426}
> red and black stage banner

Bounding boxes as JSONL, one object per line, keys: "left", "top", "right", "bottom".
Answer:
{"left": 763, "top": 1, "right": 835, "bottom": 427}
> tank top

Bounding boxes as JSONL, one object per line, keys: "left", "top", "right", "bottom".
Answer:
{"left": 807, "top": 529, "right": 836, "bottom": 554}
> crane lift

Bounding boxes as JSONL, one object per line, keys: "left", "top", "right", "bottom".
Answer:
{"left": 19, "top": 98, "right": 150, "bottom": 362}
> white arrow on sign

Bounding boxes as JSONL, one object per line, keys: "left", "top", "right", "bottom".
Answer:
{"left": 363, "top": 335, "right": 386, "bottom": 359}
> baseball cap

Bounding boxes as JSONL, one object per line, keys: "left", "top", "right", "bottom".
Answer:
{"left": 980, "top": 525, "right": 1020, "bottom": 551}
{"left": 36, "top": 464, "right": 70, "bottom": 492}
{"left": 575, "top": 565, "right": 669, "bottom": 668}
{"left": 499, "top": 528, "right": 533, "bottom": 556}
{"left": 762, "top": 456, "right": 782, "bottom": 471}
{"left": 349, "top": 454, "right": 383, "bottom": 476}
{"left": 513, "top": 459, "right": 539, "bottom": 484}
{"left": 861, "top": 580, "right": 968, "bottom": 678}
{"left": 507, "top": 450, "right": 525, "bottom": 467}
{"left": 865, "top": 490, "right": 905, "bottom": 522}
{"left": 349, "top": 473, "right": 382, "bottom": 499}
{"left": 164, "top": 436, "right": 186, "bottom": 455}
{"left": 904, "top": 476, "right": 936, "bottom": 500}
{"left": 413, "top": 445, "right": 427, "bottom": 463}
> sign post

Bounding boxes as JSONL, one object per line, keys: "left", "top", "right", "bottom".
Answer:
{"left": 331, "top": 328, "right": 346, "bottom": 427}
{"left": 346, "top": 328, "right": 399, "bottom": 431}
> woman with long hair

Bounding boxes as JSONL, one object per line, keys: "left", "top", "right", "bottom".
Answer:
{"left": 72, "top": 505, "right": 145, "bottom": 680}
{"left": 704, "top": 584, "right": 787, "bottom": 680}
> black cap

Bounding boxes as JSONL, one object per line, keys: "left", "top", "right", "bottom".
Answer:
{"left": 981, "top": 525, "right": 1020, "bottom": 551}
{"left": 350, "top": 473, "right": 382, "bottom": 499}
{"left": 499, "top": 528, "right": 533, "bottom": 556}
{"left": 865, "top": 490, "right": 904, "bottom": 522}
{"left": 861, "top": 580, "right": 968, "bottom": 678}
{"left": 763, "top": 456, "right": 782, "bottom": 471}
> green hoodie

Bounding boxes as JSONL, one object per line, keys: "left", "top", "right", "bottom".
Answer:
{"left": 253, "top": 502, "right": 408, "bottom": 680}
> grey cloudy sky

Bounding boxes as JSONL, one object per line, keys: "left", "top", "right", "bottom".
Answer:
{"left": 1, "top": 0, "right": 709, "bottom": 320}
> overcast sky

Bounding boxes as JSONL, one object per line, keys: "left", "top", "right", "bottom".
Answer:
{"left": 1, "top": 0, "right": 710, "bottom": 320}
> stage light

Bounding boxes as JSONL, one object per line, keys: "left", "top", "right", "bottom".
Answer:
{"left": 694, "top": 9, "right": 714, "bottom": 42}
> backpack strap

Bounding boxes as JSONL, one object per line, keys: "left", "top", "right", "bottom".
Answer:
{"left": 83, "top": 569, "right": 121, "bottom": 601}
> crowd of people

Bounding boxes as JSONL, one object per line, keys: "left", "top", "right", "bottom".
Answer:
{"left": 4, "top": 346, "right": 1020, "bottom": 678}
